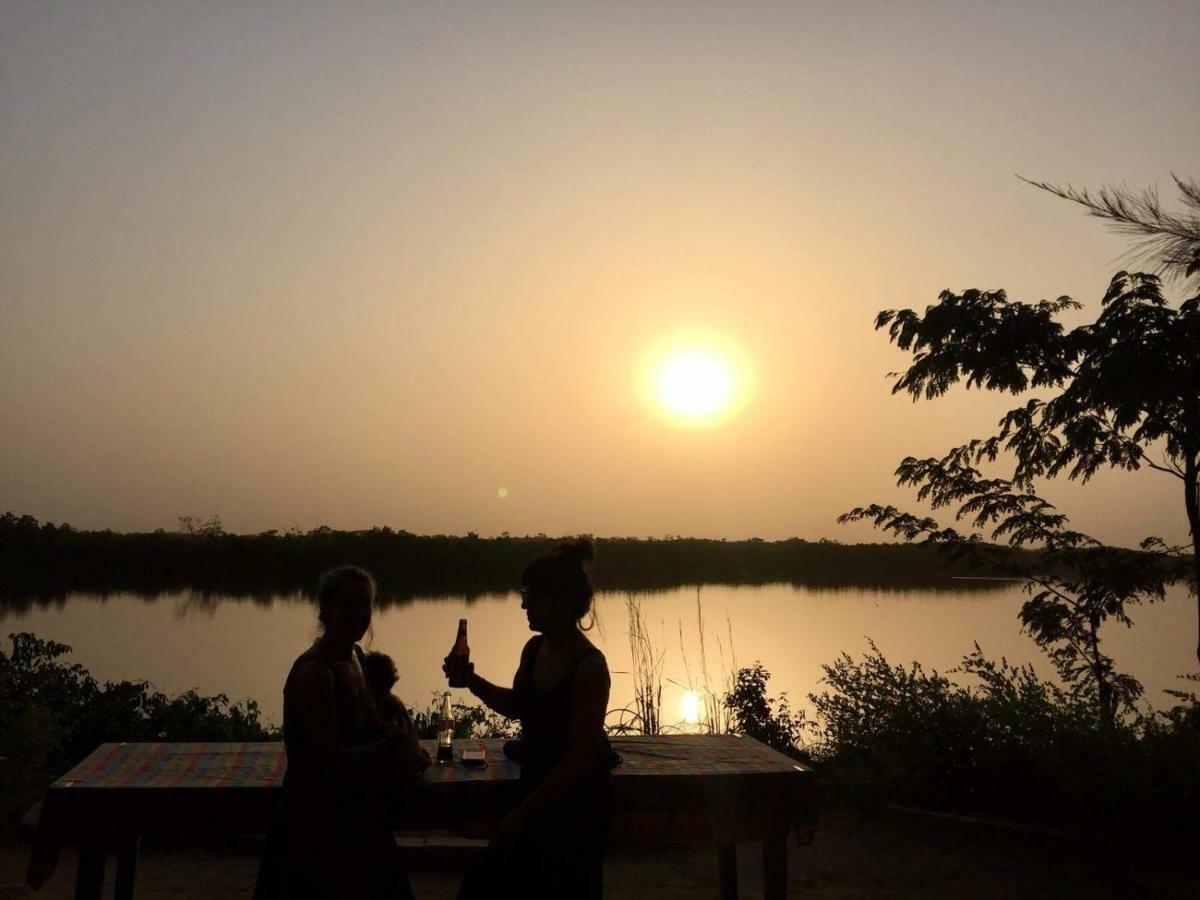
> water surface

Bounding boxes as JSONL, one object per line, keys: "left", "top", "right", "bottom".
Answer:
{"left": 3, "top": 583, "right": 1195, "bottom": 728}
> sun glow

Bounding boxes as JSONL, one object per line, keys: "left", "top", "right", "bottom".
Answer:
{"left": 640, "top": 333, "right": 751, "bottom": 427}
{"left": 656, "top": 350, "right": 734, "bottom": 419}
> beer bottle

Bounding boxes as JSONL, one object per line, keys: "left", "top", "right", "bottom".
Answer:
{"left": 447, "top": 618, "right": 470, "bottom": 687}
{"left": 436, "top": 691, "right": 454, "bottom": 765}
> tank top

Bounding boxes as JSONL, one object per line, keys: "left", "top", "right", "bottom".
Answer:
{"left": 282, "top": 643, "right": 384, "bottom": 795}
{"left": 513, "top": 635, "right": 614, "bottom": 789}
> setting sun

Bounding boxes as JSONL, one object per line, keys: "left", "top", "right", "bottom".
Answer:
{"left": 655, "top": 349, "right": 735, "bottom": 419}
{"left": 640, "top": 332, "right": 752, "bottom": 428}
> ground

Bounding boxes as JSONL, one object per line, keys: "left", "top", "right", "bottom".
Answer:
{"left": 2, "top": 811, "right": 1196, "bottom": 898}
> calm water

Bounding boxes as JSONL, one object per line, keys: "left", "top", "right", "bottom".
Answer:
{"left": 3, "top": 583, "right": 1196, "bottom": 728}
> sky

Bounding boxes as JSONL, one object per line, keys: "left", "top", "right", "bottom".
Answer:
{"left": 2, "top": 1, "right": 1198, "bottom": 548}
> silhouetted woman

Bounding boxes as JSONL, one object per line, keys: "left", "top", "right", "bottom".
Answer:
{"left": 281, "top": 566, "right": 420, "bottom": 900}
{"left": 445, "top": 539, "right": 612, "bottom": 900}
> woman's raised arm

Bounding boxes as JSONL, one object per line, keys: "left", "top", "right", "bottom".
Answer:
{"left": 457, "top": 665, "right": 521, "bottom": 718}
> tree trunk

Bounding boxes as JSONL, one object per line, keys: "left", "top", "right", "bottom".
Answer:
{"left": 1087, "top": 612, "right": 1114, "bottom": 728}
{"left": 1184, "top": 455, "right": 1200, "bottom": 665}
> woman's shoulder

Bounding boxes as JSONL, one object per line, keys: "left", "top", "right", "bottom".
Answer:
{"left": 288, "top": 642, "right": 326, "bottom": 671}
{"left": 572, "top": 641, "right": 610, "bottom": 700}
{"left": 519, "top": 634, "right": 544, "bottom": 661}
{"left": 285, "top": 646, "right": 334, "bottom": 695}
{"left": 577, "top": 634, "right": 606, "bottom": 665}
{"left": 570, "top": 635, "right": 609, "bottom": 687}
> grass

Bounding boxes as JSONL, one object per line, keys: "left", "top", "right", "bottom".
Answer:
{"left": 608, "top": 590, "right": 738, "bottom": 736}
{"left": 607, "top": 594, "right": 666, "bottom": 735}
{"left": 673, "top": 587, "right": 736, "bottom": 734}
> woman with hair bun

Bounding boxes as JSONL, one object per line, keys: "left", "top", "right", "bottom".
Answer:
{"left": 445, "top": 538, "right": 613, "bottom": 900}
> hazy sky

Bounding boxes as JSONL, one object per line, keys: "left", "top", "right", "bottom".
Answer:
{"left": 2, "top": 2, "right": 1197, "bottom": 547}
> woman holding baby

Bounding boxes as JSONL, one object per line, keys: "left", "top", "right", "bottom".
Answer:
{"left": 276, "top": 566, "right": 426, "bottom": 900}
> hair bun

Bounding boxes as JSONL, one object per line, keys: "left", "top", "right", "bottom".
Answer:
{"left": 555, "top": 537, "right": 594, "bottom": 565}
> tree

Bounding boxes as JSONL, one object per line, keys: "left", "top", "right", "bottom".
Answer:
{"left": 841, "top": 177, "right": 1200, "bottom": 683}
{"left": 177, "top": 515, "right": 225, "bottom": 537}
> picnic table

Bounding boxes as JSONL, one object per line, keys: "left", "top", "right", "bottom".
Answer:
{"left": 27, "top": 735, "right": 814, "bottom": 899}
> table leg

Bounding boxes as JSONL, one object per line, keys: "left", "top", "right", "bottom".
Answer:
{"left": 114, "top": 837, "right": 140, "bottom": 900}
{"left": 717, "top": 843, "right": 738, "bottom": 900}
{"left": 74, "top": 844, "right": 106, "bottom": 900}
{"left": 762, "top": 836, "right": 787, "bottom": 900}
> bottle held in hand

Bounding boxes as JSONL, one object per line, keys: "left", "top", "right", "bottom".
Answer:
{"left": 436, "top": 691, "right": 454, "bottom": 765}
{"left": 447, "top": 618, "right": 470, "bottom": 687}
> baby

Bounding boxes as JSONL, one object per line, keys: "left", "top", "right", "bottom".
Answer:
{"left": 361, "top": 650, "right": 430, "bottom": 773}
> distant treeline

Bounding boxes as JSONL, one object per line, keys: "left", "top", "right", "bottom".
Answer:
{"left": 0, "top": 511, "right": 1106, "bottom": 608}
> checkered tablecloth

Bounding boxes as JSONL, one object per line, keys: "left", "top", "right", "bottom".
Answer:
{"left": 51, "top": 734, "right": 803, "bottom": 790}
{"left": 52, "top": 741, "right": 287, "bottom": 790}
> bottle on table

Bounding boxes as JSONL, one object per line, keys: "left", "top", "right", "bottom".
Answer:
{"left": 447, "top": 618, "right": 470, "bottom": 687}
{"left": 436, "top": 691, "right": 454, "bottom": 765}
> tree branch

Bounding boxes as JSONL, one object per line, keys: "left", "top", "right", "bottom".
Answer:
{"left": 1020, "top": 175, "right": 1200, "bottom": 288}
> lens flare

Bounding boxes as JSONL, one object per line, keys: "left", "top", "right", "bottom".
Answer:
{"left": 681, "top": 690, "right": 702, "bottom": 725}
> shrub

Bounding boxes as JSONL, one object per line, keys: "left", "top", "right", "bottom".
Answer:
{"left": 807, "top": 640, "right": 1200, "bottom": 834}
{"left": 409, "top": 694, "right": 520, "bottom": 740}
{"left": 724, "top": 662, "right": 810, "bottom": 761}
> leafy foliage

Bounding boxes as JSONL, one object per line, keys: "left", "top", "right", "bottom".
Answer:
{"left": 844, "top": 217, "right": 1200, "bottom": 690}
{"left": 832, "top": 180, "right": 1200, "bottom": 831}
{"left": 858, "top": 186, "right": 1200, "bottom": 643}
{"left": 723, "top": 662, "right": 810, "bottom": 761}
{"left": 842, "top": 492, "right": 1172, "bottom": 724}
{"left": 875, "top": 272, "right": 1200, "bottom": 484}
{"left": 409, "top": 695, "right": 520, "bottom": 740}
{"left": 806, "top": 641, "right": 1200, "bottom": 830}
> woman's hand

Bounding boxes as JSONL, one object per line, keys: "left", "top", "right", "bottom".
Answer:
{"left": 442, "top": 654, "right": 474, "bottom": 686}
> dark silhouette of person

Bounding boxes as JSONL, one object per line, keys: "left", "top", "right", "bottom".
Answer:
{"left": 278, "top": 566, "right": 421, "bottom": 900}
{"left": 445, "top": 539, "right": 613, "bottom": 900}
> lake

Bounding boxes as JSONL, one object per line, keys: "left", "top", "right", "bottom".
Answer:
{"left": 3, "top": 582, "right": 1196, "bottom": 729}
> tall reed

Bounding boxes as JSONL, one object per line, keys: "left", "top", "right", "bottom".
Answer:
{"left": 676, "top": 587, "right": 736, "bottom": 734}
{"left": 614, "top": 592, "right": 665, "bottom": 735}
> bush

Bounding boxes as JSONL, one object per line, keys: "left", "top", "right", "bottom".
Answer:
{"left": 807, "top": 640, "right": 1200, "bottom": 833}
{"left": 724, "top": 662, "right": 810, "bottom": 761}
{"left": 409, "top": 694, "right": 520, "bottom": 740}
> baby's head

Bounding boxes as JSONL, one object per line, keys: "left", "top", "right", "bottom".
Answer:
{"left": 361, "top": 650, "right": 398, "bottom": 696}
